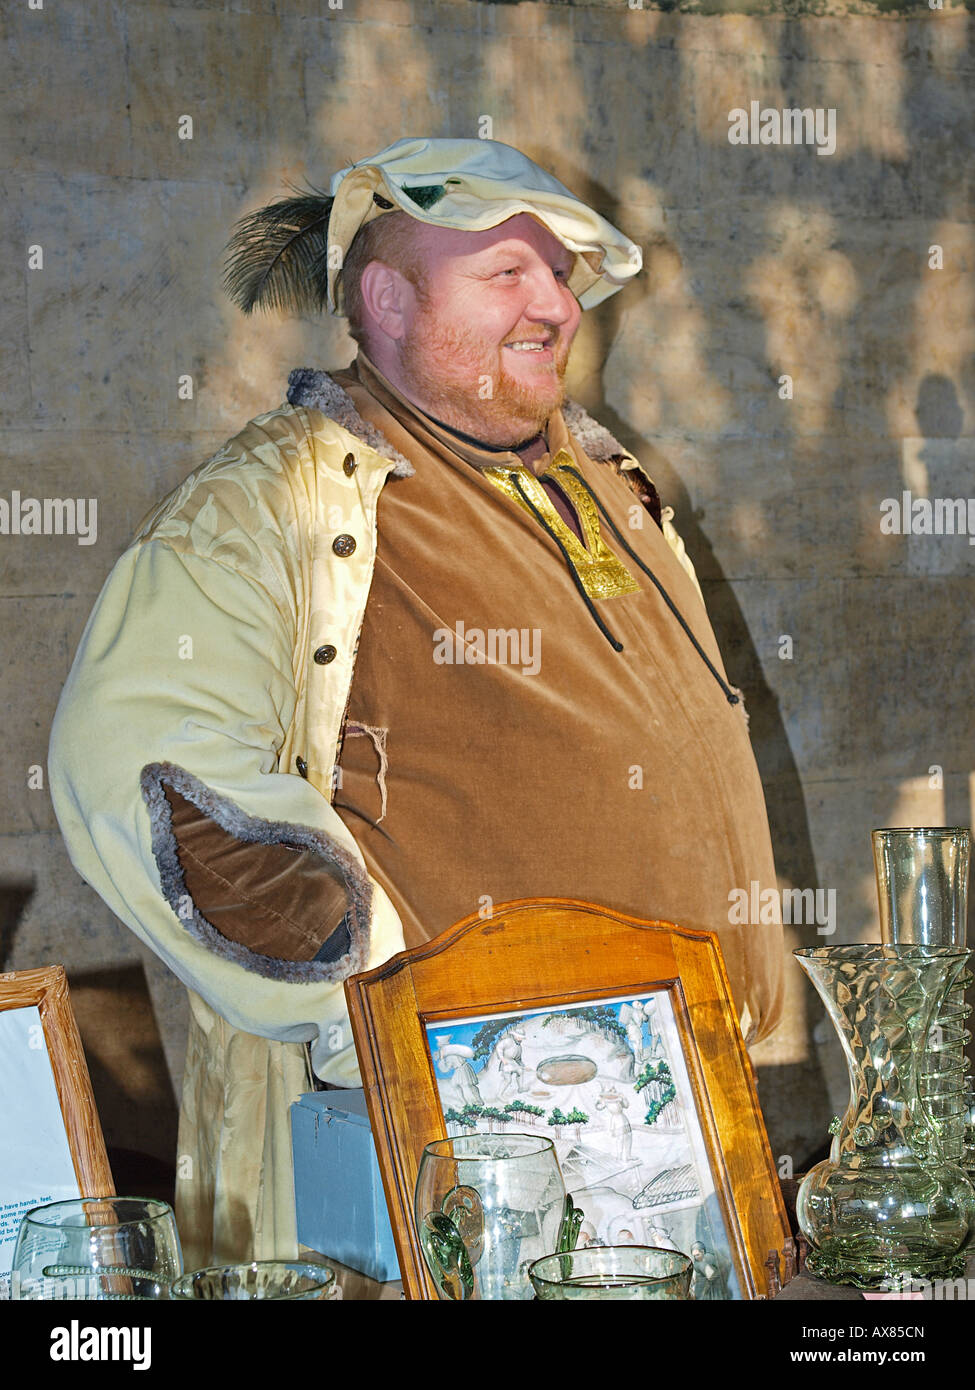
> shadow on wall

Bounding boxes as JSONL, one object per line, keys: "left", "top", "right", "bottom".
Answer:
{"left": 0, "top": 880, "right": 35, "bottom": 967}
{"left": 0, "top": 894, "right": 178, "bottom": 1202}
{"left": 529, "top": 6, "right": 975, "bottom": 1148}
{"left": 66, "top": 963, "right": 180, "bottom": 1190}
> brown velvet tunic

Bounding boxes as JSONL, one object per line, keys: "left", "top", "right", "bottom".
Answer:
{"left": 328, "top": 356, "right": 783, "bottom": 1041}
{"left": 165, "top": 354, "right": 784, "bottom": 1044}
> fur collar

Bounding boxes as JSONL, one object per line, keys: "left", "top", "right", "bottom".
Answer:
{"left": 286, "top": 367, "right": 631, "bottom": 470}
{"left": 560, "top": 399, "right": 629, "bottom": 464}
{"left": 287, "top": 367, "right": 415, "bottom": 477}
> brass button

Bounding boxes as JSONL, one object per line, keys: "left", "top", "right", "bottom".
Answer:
{"left": 342, "top": 453, "right": 357, "bottom": 476}
{"left": 295, "top": 756, "right": 308, "bottom": 778}
{"left": 314, "top": 644, "right": 337, "bottom": 665}
{"left": 332, "top": 534, "right": 356, "bottom": 557}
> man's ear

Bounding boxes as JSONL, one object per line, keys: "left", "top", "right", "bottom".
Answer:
{"left": 358, "top": 260, "right": 415, "bottom": 343}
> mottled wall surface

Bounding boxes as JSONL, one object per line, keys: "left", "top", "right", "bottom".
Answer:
{"left": 2, "top": 0, "right": 973, "bottom": 1175}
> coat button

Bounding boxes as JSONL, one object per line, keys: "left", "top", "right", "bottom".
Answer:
{"left": 314, "top": 644, "right": 337, "bottom": 665}
{"left": 332, "top": 534, "right": 356, "bottom": 557}
{"left": 342, "top": 453, "right": 357, "bottom": 476}
{"left": 295, "top": 756, "right": 308, "bottom": 778}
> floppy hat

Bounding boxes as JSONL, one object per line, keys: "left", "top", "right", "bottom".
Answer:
{"left": 327, "top": 137, "right": 642, "bottom": 313}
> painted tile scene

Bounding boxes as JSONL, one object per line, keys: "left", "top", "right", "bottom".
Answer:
{"left": 424, "top": 989, "right": 741, "bottom": 1300}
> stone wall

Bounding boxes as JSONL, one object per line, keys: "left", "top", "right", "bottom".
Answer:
{"left": 2, "top": 0, "right": 973, "bottom": 1176}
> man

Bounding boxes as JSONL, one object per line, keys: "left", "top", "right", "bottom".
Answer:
{"left": 596, "top": 1087, "right": 633, "bottom": 1162}
{"left": 49, "top": 137, "right": 783, "bottom": 1268}
{"left": 497, "top": 1028, "right": 527, "bottom": 1096}
{"left": 690, "top": 1241, "right": 731, "bottom": 1300}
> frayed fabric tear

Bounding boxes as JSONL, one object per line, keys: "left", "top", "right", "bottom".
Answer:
{"left": 344, "top": 722, "right": 389, "bottom": 821}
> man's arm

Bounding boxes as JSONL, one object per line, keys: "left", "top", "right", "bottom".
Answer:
{"left": 49, "top": 536, "right": 403, "bottom": 1081}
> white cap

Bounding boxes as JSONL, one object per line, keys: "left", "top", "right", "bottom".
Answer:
{"left": 327, "top": 136, "right": 642, "bottom": 314}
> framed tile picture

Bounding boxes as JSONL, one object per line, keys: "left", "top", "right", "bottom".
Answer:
{"left": 0, "top": 966, "right": 114, "bottom": 1295}
{"left": 345, "top": 898, "right": 790, "bottom": 1300}
{"left": 425, "top": 988, "right": 740, "bottom": 1298}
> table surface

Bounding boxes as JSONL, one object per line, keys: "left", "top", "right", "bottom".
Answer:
{"left": 299, "top": 1247, "right": 403, "bottom": 1300}
{"left": 302, "top": 1245, "right": 975, "bottom": 1302}
{"left": 774, "top": 1249, "right": 975, "bottom": 1300}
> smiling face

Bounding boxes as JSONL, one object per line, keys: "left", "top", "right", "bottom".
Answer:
{"left": 360, "top": 213, "right": 583, "bottom": 447}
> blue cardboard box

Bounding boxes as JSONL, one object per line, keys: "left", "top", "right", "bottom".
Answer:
{"left": 290, "top": 1089, "right": 401, "bottom": 1283}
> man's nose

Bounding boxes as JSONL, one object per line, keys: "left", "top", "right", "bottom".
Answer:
{"left": 523, "top": 267, "right": 577, "bottom": 325}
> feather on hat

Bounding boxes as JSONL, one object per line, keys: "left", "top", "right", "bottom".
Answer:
{"left": 224, "top": 136, "right": 642, "bottom": 318}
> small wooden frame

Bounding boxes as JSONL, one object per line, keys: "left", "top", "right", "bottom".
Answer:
{"left": 345, "top": 898, "right": 790, "bottom": 1300}
{"left": 0, "top": 965, "right": 114, "bottom": 1198}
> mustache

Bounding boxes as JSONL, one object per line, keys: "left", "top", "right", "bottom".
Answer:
{"left": 502, "top": 324, "right": 565, "bottom": 348}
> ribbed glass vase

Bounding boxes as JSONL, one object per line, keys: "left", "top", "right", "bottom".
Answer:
{"left": 795, "top": 944, "right": 975, "bottom": 1288}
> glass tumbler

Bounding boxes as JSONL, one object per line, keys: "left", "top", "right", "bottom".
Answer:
{"left": 11, "top": 1196, "right": 182, "bottom": 1300}
{"left": 873, "top": 827, "right": 974, "bottom": 1169}
{"left": 414, "top": 1133, "right": 566, "bottom": 1300}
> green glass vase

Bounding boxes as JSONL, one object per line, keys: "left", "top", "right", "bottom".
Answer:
{"left": 795, "top": 944, "right": 975, "bottom": 1288}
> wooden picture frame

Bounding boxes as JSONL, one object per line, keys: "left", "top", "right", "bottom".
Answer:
{"left": 0, "top": 965, "right": 114, "bottom": 1199}
{"left": 345, "top": 898, "right": 790, "bottom": 1300}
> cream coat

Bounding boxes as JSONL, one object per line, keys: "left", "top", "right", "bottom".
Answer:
{"left": 49, "top": 382, "right": 701, "bottom": 1266}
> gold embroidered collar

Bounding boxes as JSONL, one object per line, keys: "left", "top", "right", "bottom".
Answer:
{"left": 483, "top": 450, "right": 640, "bottom": 601}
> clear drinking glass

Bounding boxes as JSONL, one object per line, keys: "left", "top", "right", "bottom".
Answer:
{"left": 414, "top": 1133, "right": 566, "bottom": 1300}
{"left": 872, "top": 827, "right": 971, "bottom": 946}
{"left": 11, "top": 1196, "right": 182, "bottom": 1300}
{"left": 528, "top": 1245, "right": 692, "bottom": 1301}
{"left": 170, "top": 1261, "right": 336, "bottom": 1300}
{"left": 873, "top": 827, "right": 974, "bottom": 1170}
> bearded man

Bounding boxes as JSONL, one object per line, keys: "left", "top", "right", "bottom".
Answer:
{"left": 49, "top": 138, "right": 784, "bottom": 1268}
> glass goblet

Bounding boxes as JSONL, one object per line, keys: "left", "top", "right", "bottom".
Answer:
{"left": 414, "top": 1133, "right": 566, "bottom": 1300}
{"left": 11, "top": 1196, "right": 182, "bottom": 1300}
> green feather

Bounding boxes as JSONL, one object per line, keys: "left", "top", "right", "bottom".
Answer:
{"left": 402, "top": 184, "right": 446, "bottom": 210}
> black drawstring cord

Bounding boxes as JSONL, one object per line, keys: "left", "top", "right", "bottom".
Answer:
{"left": 510, "top": 473, "right": 624, "bottom": 653}
{"left": 555, "top": 464, "right": 741, "bottom": 707}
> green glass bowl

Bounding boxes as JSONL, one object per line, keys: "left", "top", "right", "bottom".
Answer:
{"left": 169, "top": 1260, "right": 336, "bottom": 1301}
{"left": 529, "top": 1245, "right": 692, "bottom": 1300}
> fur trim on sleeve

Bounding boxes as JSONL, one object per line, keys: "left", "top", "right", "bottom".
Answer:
{"left": 140, "top": 761, "right": 372, "bottom": 984}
